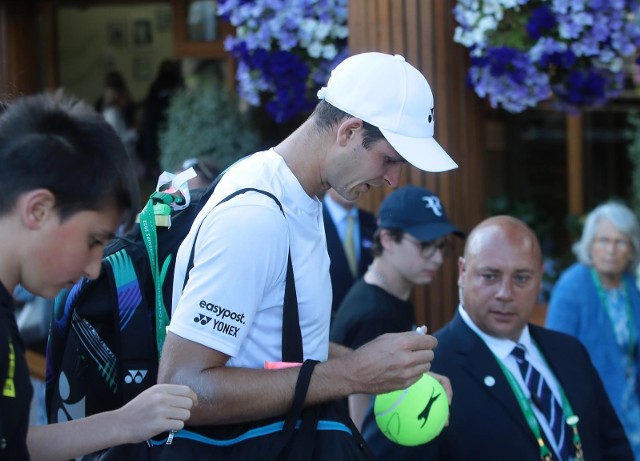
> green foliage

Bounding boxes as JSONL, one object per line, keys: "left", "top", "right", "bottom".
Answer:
{"left": 627, "top": 111, "right": 640, "bottom": 218}
{"left": 159, "top": 83, "right": 264, "bottom": 173}
{"left": 486, "top": 195, "right": 553, "bottom": 241}
{"left": 486, "top": 195, "right": 558, "bottom": 302}
{"left": 488, "top": 5, "right": 536, "bottom": 51}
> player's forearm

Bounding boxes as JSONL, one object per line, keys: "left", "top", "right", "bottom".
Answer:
{"left": 159, "top": 331, "right": 435, "bottom": 426}
{"left": 329, "top": 341, "right": 352, "bottom": 358}
{"left": 174, "top": 359, "right": 355, "bottom": 425}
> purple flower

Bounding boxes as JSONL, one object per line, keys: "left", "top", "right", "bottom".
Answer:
{"left": 478, "top": 47, "right": 530, "bottom": 85}
{"left": 218, "top": 0, "right": 348, "bottom": 123}
{"left": 540, "top": 49, "right": 576, "bottom": 69}
{"left": 554, "top": 68, "right": 607, "bottom": 107}
{"left": 453, "top": 0, "right": 640, "bottom": 112}
{"left": 527, "top": 5, "right": 557, "bottom": 41}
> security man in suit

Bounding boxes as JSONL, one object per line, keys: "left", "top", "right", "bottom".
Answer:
{"left": 323, "top": 188, "right": 377, "bottom": 315}
{"left": 363, "top": 215, "right": 633, "bottom": 460}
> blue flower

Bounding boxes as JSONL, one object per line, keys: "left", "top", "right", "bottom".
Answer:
{"left": 527, "top": 5, "right": 557, "bottom": 41}
{"left": 218, "top": 0, "right": 348, "bottom": 123}
{"left": 540, "top": 49, "right": 576, "bottom": 69}
{"left": 453, "top": 0, "right": 640, "bottom": 112}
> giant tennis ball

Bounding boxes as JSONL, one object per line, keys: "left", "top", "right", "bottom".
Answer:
{"left": 374, "top": 373, "right": 449, "bottom": 446}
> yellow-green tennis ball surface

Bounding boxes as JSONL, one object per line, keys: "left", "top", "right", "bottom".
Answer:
{"left": 374, "top": 373, "right": 449, "bottom": 446}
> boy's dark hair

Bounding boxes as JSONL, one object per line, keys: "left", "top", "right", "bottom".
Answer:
{"left": 0, "top": 92, "right": 139, "bottom": 227}
{"left": 312, "top": 100, "right": 386, "bottom": 149}
{"left": 371, "top": 227, "right": 404, "bottom": 257}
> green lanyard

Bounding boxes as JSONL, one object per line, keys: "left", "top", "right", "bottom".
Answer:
{"left": 2, "top": 338, "right": 14, "bottom": 398}
{"left": 494, "top": 344, "right": 583, "bottom": 461}
{"left": 590, "top": 268, "right": 637, "bottom": 359}
{"left": 139, "top": 195, "right": 174, "bottom": 359}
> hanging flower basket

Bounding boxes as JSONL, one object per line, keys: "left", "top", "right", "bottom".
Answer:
{"left": 453, "top": 0, "right": 640, "bottom": 113}
{"left": 217, "top": 0, "right": 349, "bottom": 124}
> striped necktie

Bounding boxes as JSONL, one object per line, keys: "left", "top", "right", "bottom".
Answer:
{"left": 343, "top": 214, "right": 357, "bottom": 277}
{"left": 511, "top": 344, "right": 574, "bottom": 460}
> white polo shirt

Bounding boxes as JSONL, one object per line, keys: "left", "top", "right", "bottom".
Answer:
{"left": 169, "top": 149, "right": 332, "bottom": 368}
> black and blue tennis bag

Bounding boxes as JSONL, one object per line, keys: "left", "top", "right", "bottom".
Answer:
{"left": 44, "top": 165, "right": 376, "bottom": 461}
{"left": 45, "top": 169, "right": 218, "bottom": 423}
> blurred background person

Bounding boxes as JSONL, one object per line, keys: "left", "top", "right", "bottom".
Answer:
{"left": 96, "top": 70, "right": 138, "bottom": 160}
{"left": 141, "top": 59, "right": 184, "bottom": 181}
{"left": 547, "top": 201, "right": 640, "bottom": 458}
{"left": 331, "top": 185, "right": 463, "bottom": 429}
{"left": 323, "top": 188, "right": 376, "bottom": 317}
{"left": 365, "top": 215, "right": 632, "bottom": 460}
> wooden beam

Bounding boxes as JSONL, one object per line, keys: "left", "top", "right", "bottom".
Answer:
{"left": 567, "top": 114, "right": 584, "bottom": 215}
{"left": 348, "top": 0, "right": 486, "bottom": 331}
{"left": 39, "top": 2, "right": 59, "bottom": 91}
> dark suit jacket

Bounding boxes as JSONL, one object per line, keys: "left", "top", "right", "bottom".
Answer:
{"left": 363, "top": 312, "right": 633, "bottom": 461}
{"left": 323, "top": 206, "right": 376, "bottom": 314}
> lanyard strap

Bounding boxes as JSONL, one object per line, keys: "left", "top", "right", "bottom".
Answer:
{"left": 494, "top": 344, "right": 583, "bottom": 460}
{"left": 139, "top": 199, "right": 171, "bottom": 359}
{"left": 590, "top": 268, "right": 637, "bottom": 359}
{"left": 2, "top": 338, "right": 15, "bottom": 398}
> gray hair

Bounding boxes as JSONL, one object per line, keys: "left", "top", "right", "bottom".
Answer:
{"left": 573, "top": 202, "right": 640, "bottom": 272}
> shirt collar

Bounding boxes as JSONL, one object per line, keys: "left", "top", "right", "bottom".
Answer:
{"left": 457, "top": 304, "right": 531, "bottom": 360}
{"left": 323, "top": 192, "right": 356, "bottom": 222}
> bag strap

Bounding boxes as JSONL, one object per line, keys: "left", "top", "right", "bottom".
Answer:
{"left": 281, "top": 252, "right": 302, "bottom": 363}
{"left": 270, "top": 359, "right": 319, "bottom": 459}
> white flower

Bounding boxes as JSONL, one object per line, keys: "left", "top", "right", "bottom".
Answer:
{"left": 322, "top": 43, "right": 338, "bottom": 60}
{"left": 307, "top": 42, "right": 323, "bottom": 59}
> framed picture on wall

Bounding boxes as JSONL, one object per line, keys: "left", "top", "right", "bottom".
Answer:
{"left": 133, "top": 19, "right": 153, "bottom": 46}
{"left": 156, "top": 7, "right": 172, "bottom": 33}
{"left": 106, "top": 21, "right": 127, "bottom": 47}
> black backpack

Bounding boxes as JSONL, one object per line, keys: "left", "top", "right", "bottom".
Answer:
{"left": 45, "top": 172, "right": 290, "bottom": 423}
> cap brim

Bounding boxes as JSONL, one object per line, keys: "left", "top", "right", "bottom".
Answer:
{"left": 380, "top": 128, "right": 458, "bottom": 172}
{"left": 406, "top": 222, "right": 465, "bottom": 242}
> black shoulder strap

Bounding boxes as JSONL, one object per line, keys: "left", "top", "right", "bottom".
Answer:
{"left": 270, "top": 359, "right": 319, "bottom": 459}
{"left": 183, "top": 187, "right": 303, "bottom": 363}
{"left": 281, "top": 252, "right": 301, "bottom": 363}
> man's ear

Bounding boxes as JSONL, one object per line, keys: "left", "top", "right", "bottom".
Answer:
{"left": 19, "top": 189, "right": 56, "bottom": 230}
{"left": 336, "top": 117, "right": 364, "bottom": 147}
{"left": 457, "top": 256, "right": 466, "bottom": 286}
{"left": 380, "top": 229, "right": 396, "bottom": 251}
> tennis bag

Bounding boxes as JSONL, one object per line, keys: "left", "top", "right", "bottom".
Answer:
{"left": 44, "top": 170, "right": 248, "bottom": 422}
{"left": 46, "top": 168, "right": 374, "bottom": 460}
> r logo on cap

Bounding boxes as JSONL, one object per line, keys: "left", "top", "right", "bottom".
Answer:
{"left": 422, "top": 196, "right": 443, "bottom": 217}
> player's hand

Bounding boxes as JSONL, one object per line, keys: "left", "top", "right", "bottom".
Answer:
{"left": 343, "top": 331, "right": 437, "bottom": 395}
{"left": 428, "top": 371, "right": 452, "bottom": 403}
{"left": 428, "top": 371, "right": 452, "bottom": 427}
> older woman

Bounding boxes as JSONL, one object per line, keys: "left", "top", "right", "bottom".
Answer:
{"left": 547, "top": 201, "right": 640, "bottom": 457}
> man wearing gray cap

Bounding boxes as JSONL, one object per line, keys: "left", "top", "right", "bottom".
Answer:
{"left": 331, "top": 185, "right": 464, "bottom": 430}
{"left": 157, "top": 52, "right": 457, "bottom": 457}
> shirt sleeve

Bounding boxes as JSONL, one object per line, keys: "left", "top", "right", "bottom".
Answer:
{"left": 545, "top": 270, "right": 581, "bottom": 337}
{"left": 168, "top": 197, "right": 289, "bottom": 357}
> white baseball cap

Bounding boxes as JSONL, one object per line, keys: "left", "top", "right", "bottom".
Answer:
{"left": 317, "top": 52, "right": 457, "bottom": 172}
